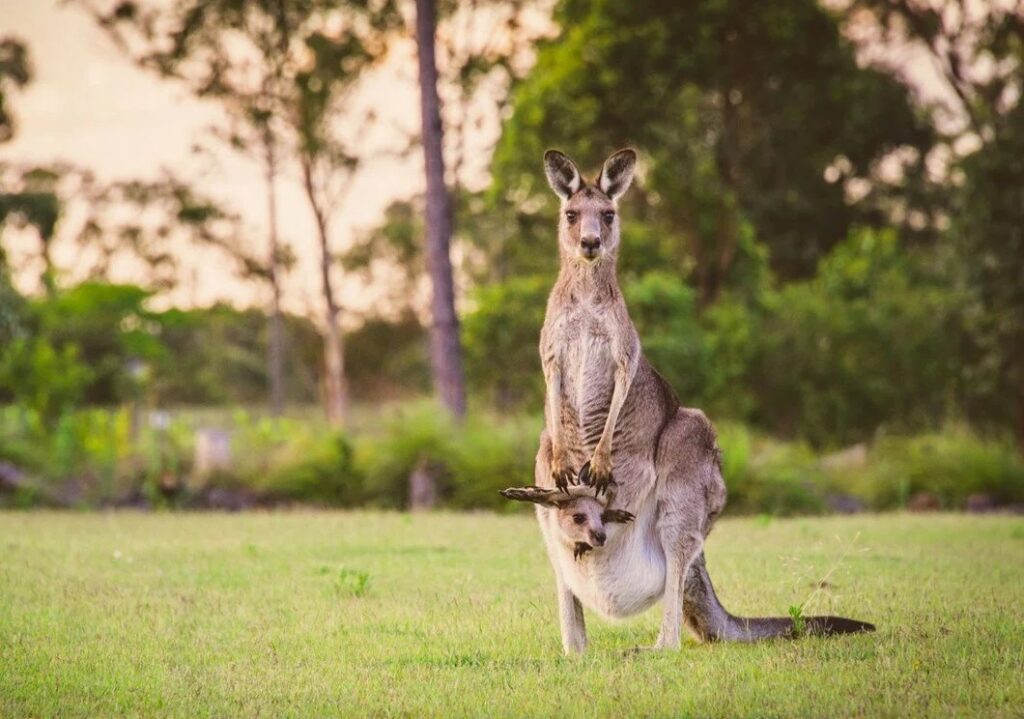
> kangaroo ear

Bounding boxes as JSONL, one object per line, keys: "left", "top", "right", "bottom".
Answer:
{"left": 601, "top": 508, "right": 635, "bottom": 524}
{"left": 598, "top": 149, "right": 637, "bottom": 200}
{"left": 500, "top": 486, "right": 567, "bottom": 507}
{"left": 543, "top": 150, "right": 582, "bottom": 200}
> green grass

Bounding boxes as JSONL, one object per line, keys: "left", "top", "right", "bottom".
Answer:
{"left": 1, "top": 512, "right": 1022, "bottom": 718}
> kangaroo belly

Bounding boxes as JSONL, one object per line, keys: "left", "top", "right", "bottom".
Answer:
{"left": 559, "top": 512, "right": 666, "bottom": 620}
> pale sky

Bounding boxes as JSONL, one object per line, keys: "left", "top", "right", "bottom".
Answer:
{"left": 1, "top": 0, "right": 961, "bottom": 324}
{"left": 1, "top": 0, "right": 439, "bottom": 322}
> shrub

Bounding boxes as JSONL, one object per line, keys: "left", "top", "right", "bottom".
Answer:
{"left": 445, "top": 414, "right": 540, "bottom": 510}
{"left": 718, "top": 423, "right": 827, "bottom": 516}
{"left": 354, "top": 401, "right": 454, "bottom": 507}
{"left": 746, "top": 229, "right": 963, "bottom": 447}
{"left": 830, "top": 429, "right": 1024, "bottom": 510}
{"left": 258, "top": 432, "right": 361, "bottom": 505}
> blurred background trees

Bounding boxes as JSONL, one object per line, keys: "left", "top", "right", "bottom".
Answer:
{"left": 1, "top": 0, "right": 1022, "bottom": 510}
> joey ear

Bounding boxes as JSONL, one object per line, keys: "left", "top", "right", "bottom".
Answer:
{"left": 598, "top": 149, "right": 637, "bottom": 200}
{"left": 500, "top": 486, "right": 567, "bottom": 507}
{"left": 543, "top": 150, "right": 582, "bottom": 199}
{"left": 601, "top": 508, "right": 635, "bottom": 524}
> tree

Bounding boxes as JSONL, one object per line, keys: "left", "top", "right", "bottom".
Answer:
{"left": 0, "top": 36, "right": 31, "bottom": 145}
{"left": 0, "top": 163, "right": 247, "bottom": 296}
{"left": 81, "top": 0, "right": 404, "bottom": 423}
{"left": 288, "top": 8, "right": 399, "bottom": 425}
{"left": 415, "top": 0, "right": 467, "bottom": 419}
{"left": 845, "top": 0, "right": 1024, "bottom": 449}
{"left": 490, "top": 0, "right": 931, "bottom": 303}
{"left": 0, "top": 167, "right": 61, "bottom": 296}
{"left": 78, "top": 0, "right": 310, "bottom": 416}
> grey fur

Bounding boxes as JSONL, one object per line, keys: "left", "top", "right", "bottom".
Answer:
{"left": 504, "top": 148, "right": 875, "bottom": 654}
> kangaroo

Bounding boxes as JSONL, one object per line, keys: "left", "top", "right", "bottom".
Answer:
{"left": 501, "top": 148, "right": 875, "bottom": 654}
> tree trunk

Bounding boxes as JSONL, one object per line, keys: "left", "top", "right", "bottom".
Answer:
{"left": 301, "top": 155, "right": 348, "bottom": 427}
{"left": 1014, "top": 349, "right": 1024, "bottom": 457}
{"left": 414, "top": 0, "right": 467, "bottom": 420}
{"left": 39, "top": 234, "right": 56, "bottom": 297}
{"left": 263, "top": 132, "right": 286, "bottom": 417}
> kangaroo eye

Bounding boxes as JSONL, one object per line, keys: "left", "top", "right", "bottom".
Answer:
{"left": 565, "top": 211, "right": 578, "bottom": 224}
{"left": 602, "top": 211, "right": 615, "bottom": 225}
{"left": 572, "top": 514, "right": 586, "bottom": 525}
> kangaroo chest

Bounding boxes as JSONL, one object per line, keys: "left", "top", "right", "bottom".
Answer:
{"left": 549, "top": 304, "right": 617, "bottom": 448}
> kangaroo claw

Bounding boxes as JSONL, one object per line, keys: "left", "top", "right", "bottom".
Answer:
{"left": 552, "top": 466, "right": 575, "bottom": 491}
{"left": 601, "top": 509, "right": 635, "bottom": 524}
{"left": 578, "top": 461, "right": 589, "bottom": 486}
{"left": 573, "top": 542, "right": 592, "bottom": 560}
{"left": 580, "top": 460, "right": 613, "bottom": 496}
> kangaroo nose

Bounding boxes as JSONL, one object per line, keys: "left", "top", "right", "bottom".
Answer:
{"left": 592, "top": 531, "right": 606, "bottom": 546}
{"left": 581, "top": 236, "right": 600, "bottom": 253}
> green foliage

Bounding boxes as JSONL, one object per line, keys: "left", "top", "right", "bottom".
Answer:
{"left": 153, "top": 305, "right": 321, "bottom": 405}
{"left": 21, "top": 283, "right": 160, "bottom": 406}
{"left": 328, "top": 566, "right": 371, "bottom": 598}
{"left": 717, "top": 423, "right": 827, "bottom": 516}
{"left": 345, "top": 313, "right": 429, "bottom": 401}
{"left": 788, "top": 604, "right": 806, "bottom": 637}
{"left": 622, "top": 271, "right": 704, "bottom": 403}
{"left": 955, "top": 103, "right": 1024, "bottom": 439}
{"left": 748, "top": 229, "right": 963, "bottom": 446}
{"left": 259, "top": 432, "right": 360, "bottom": 505}
{"left": 463, "top": 276, "right": 548, "bottom": 409}
{"left": 351, "top": 402, "right": 540, "bottom": 509}
{"left": 2, "top": 397, "right": 1021, "bottom": 515}
{"left": 0, "top": 338, "right": 92, "bottom": 425}
{"left": 491, "top": 0, "right": 931, "bottom": 296}
{"left": 353, "top": 402, "right": 455, "bottom": 507}
{"left": 834, "top": 431, "right": 1024, "bottom": 510}
{"left": 443, "top": 414, "right": 541, "bottom": 510}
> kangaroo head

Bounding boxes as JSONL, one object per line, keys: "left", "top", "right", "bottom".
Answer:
{"left": 543, "top": 149, "right": 637, "bottom": 263}
{"left": 499, "top": 485, "right": 635, "bottom": 555}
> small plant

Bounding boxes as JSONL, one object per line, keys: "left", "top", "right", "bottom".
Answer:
{"left": 333, "top": 567, "right": 371, "bottom": 598}
{"left": 788, "top": 604, "right": 806, "bottom": 637}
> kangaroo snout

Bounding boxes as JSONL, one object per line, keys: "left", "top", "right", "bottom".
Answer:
{"left": 580, "top": 236, "right": 601, "bottom": 258}
{"left": 590, "top": 530, "right": 607, "bottom": 546}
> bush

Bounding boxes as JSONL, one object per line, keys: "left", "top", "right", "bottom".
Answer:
{"left": 354, "top": 402, "right": 454, "bottom": 507}
{"left": 741, "top": 229, "right": 964, "bottom": 447}
{"left": 3, "top": 399, "right": 1020, "bottom": 515}
{"left": 445, "top": 414, "right": 540, "bottom": 510}
{"left": 351, "top": 401, "right": 541, "bottom": 509}
{"left": 829, "top": 429, "right": 1024, "bottom": 510}
{"left": 259, "top": 432, "right": 361, "bottom": 505}
{"left": 717, "top": 423, "right": 827, "bottom": 516}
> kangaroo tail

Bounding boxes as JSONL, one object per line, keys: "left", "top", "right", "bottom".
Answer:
{"left": 682, "top": 553, "right": 875, "bottom": 642}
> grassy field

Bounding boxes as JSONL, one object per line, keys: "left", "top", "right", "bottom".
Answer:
{"left": 1, "top": 512, "right": 1022, "bottom": 718}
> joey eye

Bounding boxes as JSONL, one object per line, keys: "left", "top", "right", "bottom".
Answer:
{"left": 565, "top": 210, "right": 578, "bottom": 224}
{"left": 602, "top": 211, "right": 615, "bottom": 225}
{"left": 572, "top": 513, "right": 586, "bottom": 525}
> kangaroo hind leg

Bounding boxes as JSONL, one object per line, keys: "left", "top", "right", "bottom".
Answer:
{"left": 651, "top": 408, "right": 725, "bottom": 650}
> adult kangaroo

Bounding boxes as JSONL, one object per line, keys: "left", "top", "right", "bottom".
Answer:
{"left": 501, "top": 148, "right": 874, "bottom": 654}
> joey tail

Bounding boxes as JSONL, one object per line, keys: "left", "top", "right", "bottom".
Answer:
{"left": 682, "top": 553, "right": 875, "bottom": 642}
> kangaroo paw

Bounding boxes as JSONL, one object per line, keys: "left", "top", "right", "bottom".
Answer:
{"left": 579, "top": 460, "right": 613, "bottom": 496}
{"left": 551, "top": 465, "right": 575, "bottom": 491}
{"left": 601, "top": 509, "right": 635, "bottom": 524}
